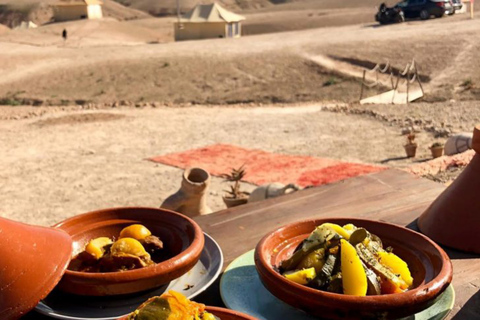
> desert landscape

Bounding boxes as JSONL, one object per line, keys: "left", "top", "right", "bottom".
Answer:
{"left": 1, "top": 0, "right": 479, "bottom": 226}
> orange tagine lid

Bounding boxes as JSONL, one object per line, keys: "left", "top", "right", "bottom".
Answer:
{"left": 0, "top": 217, "right": 72, "bottom": 320}
{"left": 418, "top": 124, "right": 480, "bottom": 254}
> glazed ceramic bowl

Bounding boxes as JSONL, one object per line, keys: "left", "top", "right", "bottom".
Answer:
{"left": 255, "top": 218, "right": 453, "bottom": 320}
{"left": 117, "top": 306, "right": 258, "bottom": 320}
{"left": 54, "top": 207, "right": 205, "bottom": 296}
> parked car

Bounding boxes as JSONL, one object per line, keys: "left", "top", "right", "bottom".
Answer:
{"left": 451, "top": 0, "right": 463, "bottom": 12}
{"left": 376, "top": 3, "right": 405, "bottom": 24}
{"left": 395, "top": 0, "right": 448, "bottom": 19}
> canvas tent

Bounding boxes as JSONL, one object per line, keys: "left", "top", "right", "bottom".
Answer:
{"left": 174, "top": 3, "right": 245, "bottom": 41}
{"left": 53, "top": 0, "right": 103, "bottom": 22}
{"left": 14, "top": 21, "right": 38, "bottom": 30}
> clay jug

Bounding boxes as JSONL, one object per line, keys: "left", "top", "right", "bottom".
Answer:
{"left": 248, "top": 183, "right": 300, "bottom": 203}
{"left": 0, "top": 217, "right": 72, "bottom": 320}
{"left": 418, "top": 125, "right": 480, "bottom": 254}
{"left": 161, "top": 167, "right": 212, "bottom": 218}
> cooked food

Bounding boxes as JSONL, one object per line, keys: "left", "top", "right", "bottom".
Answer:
{"left": 127, "top": 290, "right": 220, "bottom": 320}
{"left": 279, "top": 223, "right": 413, "bottom": 296}
{"left": 68, "top": 224, "right": 164, "bottom": 273}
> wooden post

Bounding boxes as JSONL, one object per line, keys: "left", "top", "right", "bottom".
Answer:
{"left": 359, "top": 70, "right": 366, "bottom": 101}
{"left": 406, "top": 70, "right": 410, "bottom": 105}
{"left": 471, "top": 0, "right": 474, "bottom": 19}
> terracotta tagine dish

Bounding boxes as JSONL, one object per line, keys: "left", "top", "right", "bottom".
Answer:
{"left": 418, "top": 124, "right": 480, "bottom": 254}
{"left": 255, "top": 218, "right": 452, "bottom": 320}
{"left": 54, "top": 207, "right": 205, "bottom": 296}
{"left": 116, "top": 290, "right": 259, "bottom": 320}
{"left": 0, "top": 217, "right": 73, "bottom": 320}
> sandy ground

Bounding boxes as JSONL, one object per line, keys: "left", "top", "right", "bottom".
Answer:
{"left": 0, "top": 104, "right": 446, "bottom": 227}
{"left": 1, "top": 14, "right": 480, "bottom": 105}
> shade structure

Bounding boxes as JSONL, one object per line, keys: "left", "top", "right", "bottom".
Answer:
{"left": 0, "top": 217, "right": 72, "bottom": 320}
{"left": 418, "top": 124, "right": 480, "bottom": 254}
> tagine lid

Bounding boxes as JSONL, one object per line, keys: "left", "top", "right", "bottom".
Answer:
{"left": 418, "top": 124, "right": 480, "bottom": 254}
{"left": 0, "top": 217, "right": 73, "bottom": 320}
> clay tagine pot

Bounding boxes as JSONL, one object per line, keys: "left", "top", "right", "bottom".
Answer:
{"left": 54, "top": 207, "right": 205, "bottom": 296}
{"left": 418, "top": 124, "right": 480, "bottom": 254}
{"left": 255, "top": 218, "right": 452, "bottom": 320}
{"left": 0, "top": 217, "right": 72, "bottom": 320}
{"left": 117, "top": 306, "right": 259, "bottom": 320}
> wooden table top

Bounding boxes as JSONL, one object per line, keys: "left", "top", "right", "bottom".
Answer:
{"left": 24, "top": 169, "right": 480, "bottom": 319}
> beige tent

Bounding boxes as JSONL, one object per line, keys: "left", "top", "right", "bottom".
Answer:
{"left": 14, "top": 21, "right": 38, "bottom": 30}
{"left": 53, "top": 0, "right": 103, "bottom": 22}
{"left": 174, "top": 3, "right": 245, "bottom": 41}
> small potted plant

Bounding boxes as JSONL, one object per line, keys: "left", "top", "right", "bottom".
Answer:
{"left": 430, "top": 142, "right": 444, "bottom": 159}
{"left": 404, "top": 133, "right": 417, "bottom": 158}
{"left": 221, "top": 165, "right": 250, "bottom": 208}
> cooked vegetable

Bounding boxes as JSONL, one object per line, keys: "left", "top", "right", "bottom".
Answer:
{"left": 85, "top": 237, "right": 113, "bottom": 259}
{"left": 120, "top": 224, "right": 152, "bottom": 241}
{"left": 281, "top": 225, "right": 334, "bottom": 271}
{"left": 296, "top": 248, "right": 326, "bottom": 273}
{"left": 284, "top": 267, "right": 317, "bottom": 285}
{"left": 377, "top": 251, "right": 413, "bottom": 287}
{"left": 69, "top": 224, "right": 164, "bottom": 273}
{"left": 323, "top": 223, "right": 351, "bottom": 240}
{"left": 127, "top": 290, "right": 220, "bottom": 320}
{"left": 280, "top": 222, "right": 413, "bottom": 296}
{"left": 341, "top": 239, "right": 367, "bottom": 296}
{"left": 356, "top": 243, "right": 408, "bottom": 292}
{"left": 111, "top": 238, "right": 150, "bottom": 258}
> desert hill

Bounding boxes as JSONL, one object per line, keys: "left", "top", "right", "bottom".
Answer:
{"left": 0, "top": 0, "right": 149, "bottom": 28}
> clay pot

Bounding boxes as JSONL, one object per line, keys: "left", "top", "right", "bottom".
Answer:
{"left": 117, "top": 306, "right": 259, "bottom": 320}
{"left": 161, "top": 167, "right": 212, "bottom": 218}
{"left": 248, "top": 183, "right": 300, "bottom": 203}
{"left": 255, "top": 218, "right": 452, "bottom": 320}
{"left": 54, "top": 207, "right": 204, "bottom": 296}
{"left": 404, "top": 144, "right": 417, "bottom": 158}
{"left": 0, "top": 217, "right": 72, "bottom": 320}
{"left": 430, "top": 146, "right": 444, "bottom": 158}
{"left": 223, "top": 195, "right": 249, "bottom": 208}
{"left": 418, "top": 125, "right": 480, "bottom": 254}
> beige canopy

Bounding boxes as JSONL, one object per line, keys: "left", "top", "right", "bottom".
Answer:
{"left": 180, "top": 3, "right": 245, "bottom": 23}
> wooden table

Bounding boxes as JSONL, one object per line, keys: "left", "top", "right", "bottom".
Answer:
{"left": 25, "top": 169, "right": 480, "bottom": 319}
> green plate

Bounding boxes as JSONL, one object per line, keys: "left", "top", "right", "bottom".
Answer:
{"left": 220, "top": 250, "right": 455, "bottom": 320}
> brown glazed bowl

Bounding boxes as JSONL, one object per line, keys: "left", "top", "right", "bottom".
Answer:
{"left": 117, "top": 306, "right": 258, "bottom": 320}
{"left": 53, "top": 207, "right": 205, "bottom": 296}
{"left": 255, "top": 218, "right": 453, "bottom": 320}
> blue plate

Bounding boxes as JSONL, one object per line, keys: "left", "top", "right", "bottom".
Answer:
{"left": 220, "top": 250, "right": 455, "bottom": 320}
{"left": 35, "top": 233, "right": 223, "bottom": 320}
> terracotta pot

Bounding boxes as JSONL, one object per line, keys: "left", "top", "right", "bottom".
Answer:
{"left": 404, "top": 144, "right": 417, "bottom": 158}
{"left": 430, "top": 146, "right": 444, "bottom": 158}
{"left": 54, "top": 207, "right": 205, "bottom": 296}
{"left": 117, "top": 306, "right": 259, "bottom": 320}
{"left": 255, "top": 218, "right": 452, "bottom": 320}
{"left": 161, "top": 167, "right": 212, "bottom": 218}
{"left": 223, "top": 195, "right": 249, "bottom": 208}
{"left": 0, "top": 217, "right": 72, "bottom": 320}
{"left": 418, "top": 125, "right": 480, "bottom": 254}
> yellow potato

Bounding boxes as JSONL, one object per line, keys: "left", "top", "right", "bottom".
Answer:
{"left": 119, "top": 224, "right": 152, "bottom": 241}
{"left": 85, "top": 237, "right": 113, "bottom": 259}
{"left": 340, "top": 239, "right": 367, "bottom": 296}
{"left": 284, "top": 268, "right": 316, "bottom": 285}
{"left": 111, "top": 237, "right": 149, "bottom": 258}
{"left": 323, "top": 223, "right": 351, "bottom": 240}
{"left": 378, "top": 251, "right": 413, "bottom": 287}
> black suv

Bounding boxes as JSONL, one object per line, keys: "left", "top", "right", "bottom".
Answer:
{"left": 396, "top": 0, "right": 447, "bottom": 19}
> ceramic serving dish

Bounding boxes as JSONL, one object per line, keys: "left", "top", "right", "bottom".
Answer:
{"left": 54, "top": 207, "right": 205, "bottom": 296}
{"left": 117, "top": 306, "right": 259, "bottom": 320}
{"left": 255, "top": 218, "right": 453, "bottom": 320}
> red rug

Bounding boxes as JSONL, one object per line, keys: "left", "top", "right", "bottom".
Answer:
{"left": 149, "top": 144, "right": 386, "bottom": 187}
